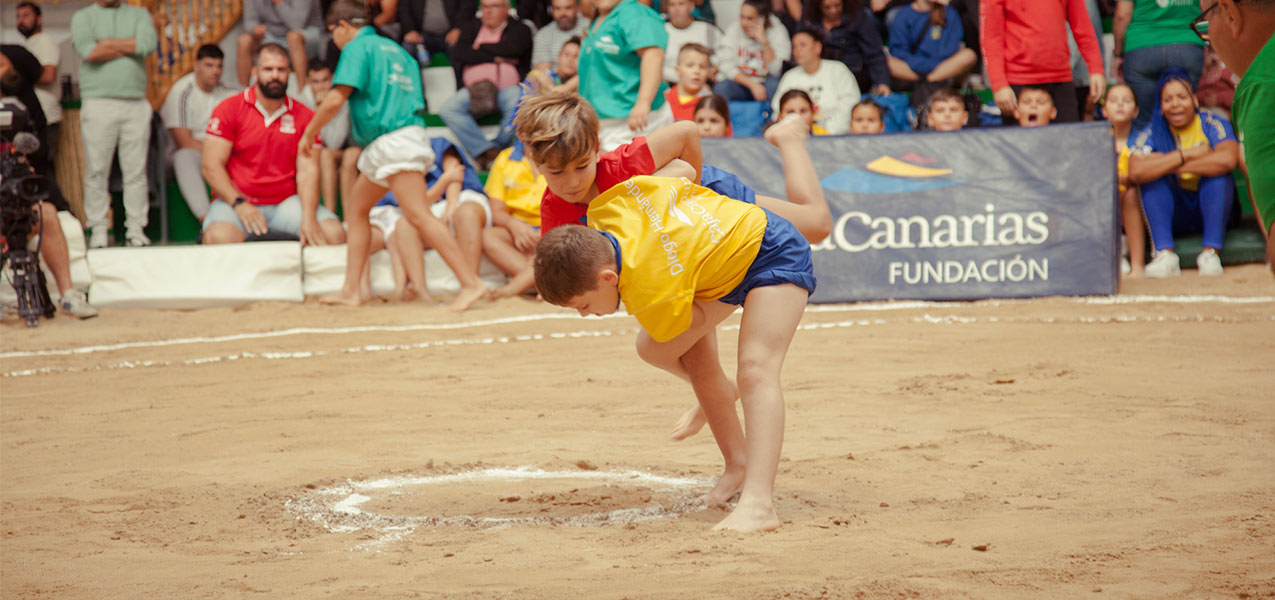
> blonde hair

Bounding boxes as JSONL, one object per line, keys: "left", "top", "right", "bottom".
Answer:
{"left": 513, "top": 90, "right": 600, "bottom": 168}
{"left": 534, "top": 225, "right": 614, "bottom": 305}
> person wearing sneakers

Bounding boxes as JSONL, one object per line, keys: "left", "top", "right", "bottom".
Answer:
{"left": 1129, "top": 67, "right": 1239, "bottom": 277}
{"left": 70, "top": 0, "right": 157, "bottom": 248}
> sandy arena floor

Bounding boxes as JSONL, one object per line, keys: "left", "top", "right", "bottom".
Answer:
{"left": 2, "top": 265, "right": 1274, "bottom": 599}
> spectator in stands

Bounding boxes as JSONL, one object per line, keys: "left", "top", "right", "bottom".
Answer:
{"left": 0, "top": 60, "right": 97, "bottom": 318}
{"left": 1103, "top": 83, "right": 1147, "bottom": 277}
{"left": 849, "top": 97, "right": 885, "bottom": 133}
{"left": 1201, "top": 0, "right": 1275, "bottom": 273}
{"left": 1113, "top": 0, "right": 1204, "bottom": 129}
{"left": 715, "top": 0, "right": 792, "bottom": 101}
{"left": 774, "top": 89, "right": 829, "bottom": 133}
{"left": 887, "top": 0, "right": 977, "bottom": 107}
{"left": 662, "top": 0, "right": 722, "bottom": 83}
{"left": 1128, "top": 68, "right": 1239, "bottom": 277}
{"left": 1016, "top": 86, "right": 1057, "bottom": 127}
{"left": 534, "top": 0, "right": 588, "bottom": 71}
{"left": 161, "top": 44, "right": 240, "bottom": 222}
{"left": 440, "top": 0, "right": 533, "bottom": 170}
{"left": 649, "top": 0, "right": 717, "bottom": 24}
{"left": 201, "top": 44, "right": 345, "bottom": 246}
{"left": 693, "top": 93, "right": 733, "bottom": 136}
{"left": 578, "top": 0, "right": 673, "bottom": 151}
{"left": 923, "top": 86, "right": 968, "bottom": 131}
{"left": 525, "top": 36, "right": 581, "bottom": 94}
{"left": 664, "top": 43, "right": 714, "bottom": 120}
{"left": 803, "top": 0, "right": 890, "bottom": 96}
{"left": 981, "top": 0, "right": 1105, "bottom": 125}
{"left": 0, "top": 46, "right": 47, "bottom": 162}
{"left": 392, "top": 138, "right": 493, "bottom": 303}
{"left": 295, "top": 60, "right": 361, "bottom": 213}
{"left": 773, "top": 28, "right": 859, "bottom": 134}
{"left": 398, "top": 0, "right": 476, "bottom": 60}
{"left": 71, "top": 0, "right": 158, "bottom": 248}
{"left": 15, "top": 2, "right": 62, "bottom": 167}
{"left": 368, "top": 0, "right": 404, "bottom": 41}
{"left": 1066, "top": 0, "right": 1105, "bottom": 121}
{"left": 482, "top": 139, "right": 546, "bottom": 298}
{"left": 1196, "top": 45, "right": 1238, "bottom": 118}
{"left": 237, "top": 0, "right": 323, "bottom": 87}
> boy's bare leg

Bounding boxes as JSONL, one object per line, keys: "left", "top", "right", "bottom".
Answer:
{"left": 319, "top": 148, "right": 338, "bottom": 212}
{"left": 755, "top": 116, "right": 833, "bottom": 243}
{"left": 340, "top": 147, "right": 361, "bottom": 207}
{"left": 669, "top": 330, "right": 739, "bottom": 441}
{"left": 360, "top": 227, "right": 387, "bottom": 300}
{"left": 483, "top": 227, "right": 537, "bottom": 298}
{"left": 394, "top": 219, "right": 435, "bottom": 302}
{"left": 321, "top": 174, "right": 386, "bottom": 306}
{"left": 1122, "top": 186, "right": 1146, "bottom": 277}
{"left": 636, "top": 301, "right": 747, "bottom": 505}
{"left": 384, "top": 226, "right": 415, "bottom": 301}
{"left": 713, "top": 284, "right": 807, "bottom": 533}
{"left": 452, "top": 202, "right": 487, "bottom": 279}
{"left": 389, "top": 173, "right": 488, "bottom": 312}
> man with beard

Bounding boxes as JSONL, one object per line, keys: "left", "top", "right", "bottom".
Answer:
{"left": 200, "top": 44, "right": 345, "bottom": 246}
{"left": 70, "top": 0, "right": 157, "bottom": 248}
{"left": 15, "top": 2, "right": 62, "bottom": 167}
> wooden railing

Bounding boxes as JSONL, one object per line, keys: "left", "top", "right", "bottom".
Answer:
{"left": 135, "top": 0, "right": 243, "bottom": 109}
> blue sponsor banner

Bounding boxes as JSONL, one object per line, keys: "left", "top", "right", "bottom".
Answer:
{"left": 702, "top": 122, "right": 1119, "bottom": 303}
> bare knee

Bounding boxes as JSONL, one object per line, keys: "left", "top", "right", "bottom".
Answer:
{"left": 735, "top": 356, "right": 778, "bottom": 392}
{"left": 321, "top": 219, "right": 346, "bottom": 243}
{"left": 286, "top": 30, "right": 306, "bottom": 46}
{"left": 482, "top": 226, "right": 511, "bottom": 248}
{"left": 202, "top": 223, "right": 245, "bottom": 244}
{"left": 237, "top": 33, "right": 255, "bottom": 49}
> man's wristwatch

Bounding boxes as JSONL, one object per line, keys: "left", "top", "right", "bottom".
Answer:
{"left": 233, "top": 196, "right": 246, "bottom": 208}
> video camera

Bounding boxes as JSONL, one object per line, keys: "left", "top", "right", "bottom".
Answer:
{"left": 1, "top": 102, "right": 55, "bottom": 327}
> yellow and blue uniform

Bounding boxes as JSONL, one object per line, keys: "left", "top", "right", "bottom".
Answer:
{"left": 1131, "top": 111, "right": 1237, "bottom": 251}
{"left": 588, "top": 176, "right": 815, "bottom": 342}
{"left": 484, "top": 141, "right": 545, "bottom": 227}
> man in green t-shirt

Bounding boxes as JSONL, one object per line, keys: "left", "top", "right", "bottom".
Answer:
{"left": 300, "top": 0, "right": 490, "bottom": 311}
{"left": 1200, "top": 0, "right": 1275, "bottom": 272}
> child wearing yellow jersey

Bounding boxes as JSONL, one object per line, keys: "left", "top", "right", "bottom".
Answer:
{"left": 482, "top": 140, "right": 548, "bottom": 298}
{"left": 1103, "top": 83, "right": 1146, "bottom": 278}
{"left": 535, "top": 172, "right": 814, "bottom": 534}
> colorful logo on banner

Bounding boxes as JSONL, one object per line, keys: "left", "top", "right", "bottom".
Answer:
{"left": 821, "top": 152, "right": 965, "bottom": 195}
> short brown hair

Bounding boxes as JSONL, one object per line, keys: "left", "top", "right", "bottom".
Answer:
{"left": 326, "top": 0, "right": 369, "bottom": 28}
{"left": 513, "top": 90, "right": 599, "bottom": 168}
{"left": 926, "top": 87, "right": 965, "bottom": 110}
{"left": 534, "top": 225, "right": 615, "bottom": 306}
{"left": 678, "top": 43, "right": 712, "bottom": 61}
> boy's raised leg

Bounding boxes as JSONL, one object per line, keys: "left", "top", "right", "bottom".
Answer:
{"left": 389, "top": 172, "right": 489, "bottom": 312}
{"left": 755, "top": 116, "right": 833, "bottom": 244}
{"left": 713, "top": 283, "right": 807, "bottom": 533}
{"left": 321, "top": 174, "right": 387, "bottom": 306}
{"left": 393, "top": 218, "right": 437, "bottom": 304}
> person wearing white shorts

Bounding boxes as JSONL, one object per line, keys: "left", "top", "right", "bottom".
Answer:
{"left": 301, "top": 4, "right": 489, "bottom": 311}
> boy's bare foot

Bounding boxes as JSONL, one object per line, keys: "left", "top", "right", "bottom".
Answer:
{"left": 491, "top": 283, "right": 521, "bottom": 300}
{"left": 712, "top": 498, "right": 781, "bottom": 533}
{"left": 670, "top": 405, "right": 708, "bottom": 441}
{"left": 447, "top": 283, "right": 489, "bottom": 312}
{"left": 320, "top": 289, "right": 365, "bottom": 307}
{"left": 397, "top": 285, "right": 416, "bottom": 302}
{"left": 699, "top": 465, "right": 745, "bottom": 505}
{"left": 765, "top": 114, "right": 810, "bottom": 146}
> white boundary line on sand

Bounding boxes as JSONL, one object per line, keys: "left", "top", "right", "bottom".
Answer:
{"left": 6, "top": 312, "right": 1273, "bottom": 378}
{"left": 284, "top": 467, "right": 712, "bottom": 552}
{"left": 3, "top": 294, "right": 1270, "bottom": 361}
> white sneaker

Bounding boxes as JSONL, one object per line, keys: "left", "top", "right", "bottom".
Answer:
{"left": 59, "top": 290, "right": 99, "bottom": 319}
{"left": 125, "top": 228, "right": 151, "bottom": 247}
{"left": 1196, "top": 249, "right": 1224, "bottom": 276}
{"left": 88, "top": 226, "right": 108, "bottom": 249}
{"left": 1145, "top": 250, "right": 1181, "bottom": 278}
{"left": 1121, "top": 257, "right": 1131, "bottom": 275}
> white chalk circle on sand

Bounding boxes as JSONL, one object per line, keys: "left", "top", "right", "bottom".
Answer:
{"left": 285, "top": 467, "right": 713, "bottom": 551}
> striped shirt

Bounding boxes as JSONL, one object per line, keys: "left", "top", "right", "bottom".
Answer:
{"left": 160, "top": 72, "right": 240, "bottom": 142}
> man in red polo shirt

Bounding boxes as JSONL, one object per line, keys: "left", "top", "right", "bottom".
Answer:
{"left": 201, "top": 43, "right": 344, "bottom": 245}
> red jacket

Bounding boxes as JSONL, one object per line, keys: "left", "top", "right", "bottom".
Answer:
{"left": 979, "top": 0, "right": 1103, "bottom": 90}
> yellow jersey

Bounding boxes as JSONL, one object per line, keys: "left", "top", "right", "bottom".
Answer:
{"left": 588, "top": 176, "right": 767, "bottom": 343}
{"left": 484, "top": 145, "right": 545, "bottom": 226}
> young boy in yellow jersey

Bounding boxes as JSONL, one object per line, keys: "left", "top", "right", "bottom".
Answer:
{"left": 535, "top": 168, "right": 815, "bottom": 533}
{"left": 482, "top": 139, "right": 548, "bottom": 298}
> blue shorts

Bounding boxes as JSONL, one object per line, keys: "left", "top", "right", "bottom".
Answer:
{"left": 203, "top": 195, "right": 340, "bottom": 235}
{"left": 717, "top": 208, "right": 816, "bottom": 306}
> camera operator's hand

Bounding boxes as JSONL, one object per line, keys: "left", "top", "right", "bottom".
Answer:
{"left": 235, "top": 202, "right": 268, "bottom": 236}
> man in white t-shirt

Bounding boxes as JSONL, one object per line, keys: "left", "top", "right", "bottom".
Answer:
{"left": 662, "top": 0, "right": 720, "bottom": 83}
{"left": 532, "top": 0, "right": 588, "bottom": 72}
{"left": 160, "top": 44, "right": 239, "bottom": 220}
{"left": 16, "top": 1, "right": 62, "bottom": 163}
{"left": 773, "top": 28, "right": 860, "bottom": 135}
